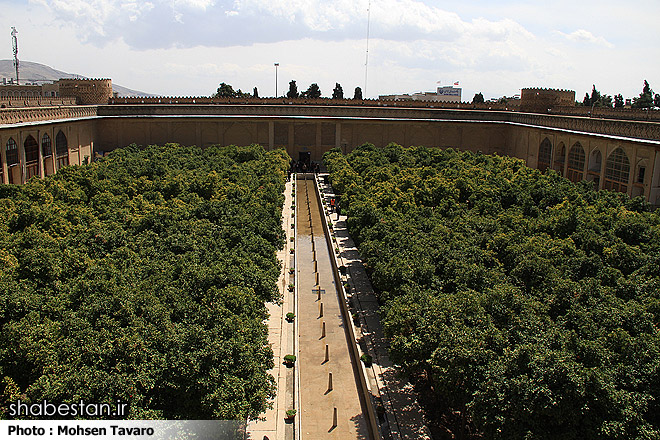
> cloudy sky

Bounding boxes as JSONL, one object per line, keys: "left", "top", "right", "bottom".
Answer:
{"left": 1, "top": 0, "right": 658, "bottom": 101}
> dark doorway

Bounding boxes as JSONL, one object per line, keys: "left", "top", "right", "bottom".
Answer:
{"left": 298, "top": 151, "right": 311, "bottom": 172}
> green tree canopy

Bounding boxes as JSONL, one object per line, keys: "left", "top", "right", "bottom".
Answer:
{"left": 354, "top": 86, "right": 363, "bottom": 100}
{"left": 472, "top": 92, "right": 484, "bottom": 104}
{"left": 286, "top": 80, "right": 299, "bottom": 99}
{"left": 614, "top": 94, "right": 624, "bottom": 108}
{"left": 332, "top": 83, "right": 344, "bottom": 99}
{"left": 632, "top": 80, "right": 654, "bottom": 108}
{"left": 302, "top": 83, "right": 322, "bottom": 99}
{"left": 214, "top": 82, "right": 236, "bottom": 98}
{"left": 324, "top": 144, "right": 660, "bottom": 439}
{"left": 0, "top": 144, "right": 291, "bottom": 421}
{"left": 583, "top": 85, "right": 612, "bottom": 108}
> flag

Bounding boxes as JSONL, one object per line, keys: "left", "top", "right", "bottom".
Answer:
{"left": 454, "top": 81, "right": 460, "bottom": 86}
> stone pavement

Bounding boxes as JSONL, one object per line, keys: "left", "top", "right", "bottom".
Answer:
{"left": 247, "top": 173, "right": 429, "bottom": 440}
{"left": 296, "top": 177, "right": 369, "bottom": 439}
{"left": 317, "top": 175, "right": 432, "bottom": 440}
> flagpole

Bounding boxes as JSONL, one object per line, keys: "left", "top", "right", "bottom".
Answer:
{"left": 364, "top": 0, "right": 371, "bottom": 97}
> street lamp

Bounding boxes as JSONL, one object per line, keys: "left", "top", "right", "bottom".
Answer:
{"left": 274, "top": 63, "right": 279, "bottom": 97}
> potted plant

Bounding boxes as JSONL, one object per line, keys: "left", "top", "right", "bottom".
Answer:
{"left": 339, "top": 265, "right": 347, "bottom": 275}
{"left": 289, "top": 267, "right": 295, "bottom": 274}
{"left": 290, "top": 247, "right": 295, "bottom": 254}
{"left": 286, "top": 312, "right": 295, "bottom": 322}
{"left": 360, "top": 353, "right": 373, "bottom": 367}
{"left": 288, "top": 283, "right": 294, "bottom": 292}
{"left": 286, "top": 409, "right": 296, "bottom": 420}
{"left": 283, "top": 354, "right": 296, "bottom": 367}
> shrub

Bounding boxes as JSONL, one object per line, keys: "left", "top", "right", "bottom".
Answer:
{"left": 360, "top": 354, "right": 373, "bottom": 367}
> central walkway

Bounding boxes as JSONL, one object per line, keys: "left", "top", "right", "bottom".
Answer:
{"left": 296, "top": 177, "right": 369, "bottom": 439}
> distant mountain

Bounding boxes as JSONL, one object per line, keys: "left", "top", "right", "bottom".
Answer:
{"left": 0, "top": 60, "right": 154, "bottom": 97}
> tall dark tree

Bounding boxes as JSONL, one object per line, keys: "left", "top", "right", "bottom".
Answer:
{"left": 632, "top": 80, "right": 654, "bottom": 108}
{"left": 590, "top": 85, "right": 601, "bottom": 107}
{"left": 600, "top": 94, "right": 613, "bottom": 108}
{"left": 286, "top": 80, "right": 299, "bottom": 99}
{"left": 583, "top": 93, "right": 591, "bottom": 106}
{"left": 253, "top": 87, "right": 259, "bottom": 98}
{"left": 614, "top": 94, "right": 624, "bottom": 108}
{"left": 304, "top": 83, "right": 322, "bottom": 99}
{"left": 332, "top": 83, "right": 344, "bottom": 99}
{"left": 472, "top": 92, "right": 484, "bottom": 104}
{"left": 353, "top": 87, "right": 363, "bottom": 100}
{"left": 214, "top": 82, "right": 236, "bottom": 98}
{"left": 655, "top": 93, "right": 660, "bottom": 107}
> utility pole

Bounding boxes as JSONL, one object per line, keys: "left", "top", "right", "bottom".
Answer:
{"left": 274, "top": 63, "right": 279, "bottom": 97}
{"left": 364, "top": 0, "right": 371, "bottom": 97}
{"left": 11, "top": 27, "right": 19, "bottom": 85}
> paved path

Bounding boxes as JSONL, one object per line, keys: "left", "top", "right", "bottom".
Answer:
{"left": 296, "top": 177, "right": 369, "bottom": 439}
{"left": 248, "top": 173, "right": 429, "bottom": 440}
{"left": 318, "top": 175, "right": 432, "bottom": 440}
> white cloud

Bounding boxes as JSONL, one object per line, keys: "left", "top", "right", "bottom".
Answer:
{"left": 174, "top": 0, "right": 214, "bottom": 9}
{"left": 35, "top": 0, "right": 537, "bottom": 49}
{"left": 556, "top": 29, "right": 614, "bottom": 48}
{"left": 7, "top": 0, "right": 658, "bottom": 101}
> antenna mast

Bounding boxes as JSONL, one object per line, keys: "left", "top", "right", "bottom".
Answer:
{"left": 11, "top": 27, "right": 19, "bottom": 85}
{"left": 364, "top": 0, "right": 371, "bottom": 97}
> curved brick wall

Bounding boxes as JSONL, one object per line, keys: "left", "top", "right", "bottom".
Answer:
{"left": 58, "top": 78, "right": 113, "bottom": 105}
{"left": 520, "top": 88, "right": 576, "bottom": 112}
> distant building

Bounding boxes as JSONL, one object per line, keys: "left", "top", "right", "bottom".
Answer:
{"left": 520, "top": 88, "right": 575, "bottom": 113}
{"left": 380, "top": 85, "right": 462, "bottom": 103}
{"left": 0, "top": 78, "right": 112, "bottom": 104}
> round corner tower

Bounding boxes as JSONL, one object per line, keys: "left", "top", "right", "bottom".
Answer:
{"left": 57, "top": 78, "right": 113, "bottom": 105}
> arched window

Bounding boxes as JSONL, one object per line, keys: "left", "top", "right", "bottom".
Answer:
{"left": 6, "top": 138, "right": 18, "bottom": 166}
{"left": 587, "top": 149, "right": 602, "bottom": 188}
{"left": 537, "top": 138, "right": 552, "bottom": 172}
{"left": 24, "top": 135, "right": 39, "bottom": 163}
{"left": 55, "top": 130, "right": 69, "bottom": 169}
{"left": 566, "top": 142, "right": 585, "bottom": 183}
{"left": 24, "top": 135, "right": 40, "bottom": 179}
{"left": 553, "top": 142, "right": 566, "bottom": 176}
{"left": 55, "top": 130, "right": 68, "bottom": 156}
{"left": 42, "top": 133, "right": 52, "bottom": 157}
{"left": 604, "top": 148, "right": 630, "bottom": 193}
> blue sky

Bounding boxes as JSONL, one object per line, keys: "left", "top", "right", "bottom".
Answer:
{"left": 1, "top": 0, "right": 658, "bottom": 100}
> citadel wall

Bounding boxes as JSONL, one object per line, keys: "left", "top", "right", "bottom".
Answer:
{"left": 58, "top": 79, "right": 113, "bottom": 105}
{"left": 1, "top": 103, "right": 659, "bottom": 204}
{"left": 520, "top": 88, "right": 576, "bottom": 112}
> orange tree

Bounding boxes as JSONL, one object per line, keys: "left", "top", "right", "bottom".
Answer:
{"left": 325, "top": 144, "right": 660, "bottom": 439}
{"left": 0, "top": 143, "right": 289, "bottom": 420}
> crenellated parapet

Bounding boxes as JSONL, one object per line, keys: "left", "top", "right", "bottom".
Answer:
{"left": 0, "top": 97, "right": 77, "bottom": 108}
{"left": 58, "top": 78, "right": 113, "bottom": 105}
{"left": 0, "top": 105, "right": 98, "bottom": 125}
{"left": 107, "top": 95, "right": 520, "bottom": 110}
{"left": 520, "top": 88, "right": 576, "bottom": 112}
